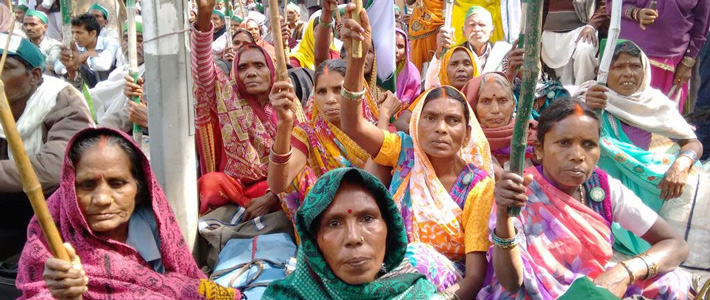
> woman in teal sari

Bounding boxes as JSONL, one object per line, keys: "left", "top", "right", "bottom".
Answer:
{"left": 576, "top": 40, "right": 704, "bottom": 256}
{"left": 262, "top": 168, "right": 448, "bottom": 300}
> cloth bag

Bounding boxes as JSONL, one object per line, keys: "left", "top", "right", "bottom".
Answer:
{"left": 558, "top": 277, "right": 618, "bottom": 300}
{"left": 658, "top": 170, "right": 710, "bottom": 270}
{"left": 197, "top": 204, "right": 295, "bottom": 271}
{"left": 210, "top": 233, "right": 297, "bottom": 300}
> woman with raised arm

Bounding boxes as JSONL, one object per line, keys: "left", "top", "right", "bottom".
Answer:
{"left": 479, "top": 98, "right": 690, "bottom": 300}
{"left": 267, "top": 59, "right": 398, "bottom": 222}
{"left": 338, "top": 5, "right": 494, "bottom": 298}
{"left": 191, "top": 0, "right": 300, "bottom": 218}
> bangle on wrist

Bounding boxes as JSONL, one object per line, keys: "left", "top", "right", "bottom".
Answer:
{"left": 341, "top": 87, "right": 366, "bottom": 101}
{"left": 319, "top": 18, "right": 335, "bottom": 29}
{"left": 619, "top": 260, "right": 637, "bottom": 283}
{"left": 678, "top": 150, "right": 698, "bottom": 164}
{"left": 636, "top": 253, "right": 659, "bottom": 279}
{"left": 492, "top": 228, "right": 520, "bottom": 249}
{"left": 633, "top": 8, "right": 641, "bottom": 21}
{"left": 681, "top": 56, "right": 696, "bottom": 68}
{"left": 269, "top": 145, "right": 292, "bottom": 165}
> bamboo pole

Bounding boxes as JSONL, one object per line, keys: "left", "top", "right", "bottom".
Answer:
{"left": 442, "top": 0, "right": 453, "bottom": 55}
{"left": 267, "top": 0, "right": 306, "bottom": 123}
{"left": 126, "top": 0, "right": 143, "bottom": 145}
{"left": 352, "top": 0, "right": 363, "bottom": 58}
{"left": 0, "top": 35, "right": 69, "bottom": 260}
{"left": 236, "top": 0, "right": 247, "bottom": 19}
{"left": 507, "top": 0, "right": 543, "bottom": 217}
{"left": 59, "top": 0, "right": 73, "bottom": 45}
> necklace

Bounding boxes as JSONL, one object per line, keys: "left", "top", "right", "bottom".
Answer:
{"left": 578, "top": 186, "right": 585, "bottom": 205}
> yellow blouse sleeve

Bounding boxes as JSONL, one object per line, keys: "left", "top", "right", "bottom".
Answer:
{"left": 463, "top": 176, "right": 495, "bottom": 253}
{"left": 372, "top": 131, "right": 402, "bottom": 168}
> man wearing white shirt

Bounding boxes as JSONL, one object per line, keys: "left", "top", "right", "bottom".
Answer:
{"left": 56, "top": 13, "right": 120, "bottom": 88}
{"left": 22, "top": 9, "right": 61, "bottom": 75}
{"left": 35, "top": 0, "right": 63, "bottom": 41}
{"left": 88, "top": 2, "right": 120, "bottom": 43}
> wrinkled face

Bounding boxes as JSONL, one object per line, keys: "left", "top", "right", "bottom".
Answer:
{"left": 314, "top": 70, "right": 344, "bottom": 124}
{"left": 14, "top": 10, "right": 25, "bottom": 22}
{"left": 447, "top": 49, "right": 474, "bottom": 90}
{"left": 231, "top": 21, "right": 240, "bottom": 33}
{"left": 395, "top": 33, "right": 406, "bottom": 66}
{"left": 121, "top": 33, "right": 145, "bottom": 66}
{"left": 212, "top": 14, "right": 225, "bottom": 29}
{"left": 22, "top": 16, "right": 47, "bottom": 40}
{"left": 246, "top": 20, "right": 261, "bottom": 42}
{"left": 72, "top": 24, "right": 97, "bottom": 48}
{"left": 316, "top": 182, "right": 388, "bottom": 285}
{"left": 75, "top": 144, "right": 138, "bottom": 241}
{"left": 418, "top": 97, "right": 471, "bottom": 159}
{"left": 607, "top": 53, "right": 644, "bottom": 96}
{"left": 89, "top": 9, "right": 107, "bottom": 27}
{"left": 2, "top": 57, "right": 38, "bottom": 104}
{"left": 476, "top": 82, "right": 514, "bottom": 128}
{"left": 286, "top": 7, "right": 300, "bottom": 24}
{"left": 232, "top": 32, "right": 253, "bottom": 49}
{"left": 237, "top": 48, "right": 272, "bottom": 95}
{"left": 363, "top": 46, "right": 374, "bottom": 76}
{"left": 535, "top": 114, "right": 601, "bottom": 191}
{"left": 463, "top": 14, "right": 493, "bottom": 48}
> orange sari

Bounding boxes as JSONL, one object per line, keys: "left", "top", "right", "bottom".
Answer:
{"left": 408, "top": 0, "right": 444, "bottom": 70}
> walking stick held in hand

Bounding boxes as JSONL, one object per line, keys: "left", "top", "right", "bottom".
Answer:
{"left": 268, "top": 0, "right": 306, "bottom": 122}
{"left": 352, "top": 0, "right": 363, "bottom": 58}
{"left": 126, "top": 0, "right": 143, "bottom": 144}
{"left": 0, "top": 34, "right": 69, "bottom": 261}
{"left": 224, "top": 0, "right": 233, "bottom": 49}
{"left": 507, "top": 0, "right": 543, "bottom": 217}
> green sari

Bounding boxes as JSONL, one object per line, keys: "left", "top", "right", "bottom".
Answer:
{"left": 262, "top": 168, "right": 440, "bottom": 300}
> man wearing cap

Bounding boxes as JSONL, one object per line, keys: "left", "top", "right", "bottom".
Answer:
{"left": 35, "top": 0, "right": 63, "bottom": 41}
{"left": 90, "top": 18, "right": 147, "bottom": 133}
{"left": 22, "top": 9, "right": 61, "bottom": 74}
{"left": 11, "top": 3, "right": 28, "bottom": 39}
{"left": 88, "top": 2, "right": 120, "bottom": 43}
{"left": 0, "top": 33, "right": 93, "bottom": 267}
{"left": 285, "top": 2, "right": 304, "bottom": 48}
{"left": 425, "top": 5, "right": 513, "bottom": 89}
{"left": 211, "top": 9, "right": 229, "bottom": 56}
{"left": 56, "top": 13, "right": 120, "bottom": 88}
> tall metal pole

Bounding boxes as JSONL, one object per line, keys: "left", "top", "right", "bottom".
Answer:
{"left": 142, "top": 0, "right": 199, "bottom": 249}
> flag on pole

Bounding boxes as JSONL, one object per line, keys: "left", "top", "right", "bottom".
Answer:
{"left": 365, "top": 0, "right": 396, "bottom": 93}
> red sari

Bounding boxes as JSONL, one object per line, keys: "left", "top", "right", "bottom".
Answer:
{"left": 191, "top": 25, "right": 299, "bottom": 214}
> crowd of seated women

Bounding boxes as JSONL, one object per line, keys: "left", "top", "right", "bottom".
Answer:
{"left": 12, "top": 1, "right": 708, "bottom": 299}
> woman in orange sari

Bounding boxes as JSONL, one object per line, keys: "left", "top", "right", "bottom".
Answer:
{"left": 407, "top": 0, "right": 444, "bottom": 71}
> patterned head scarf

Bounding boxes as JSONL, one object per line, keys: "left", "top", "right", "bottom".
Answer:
{"left": 262, "top": 168, "right": 438, "bottom": 299}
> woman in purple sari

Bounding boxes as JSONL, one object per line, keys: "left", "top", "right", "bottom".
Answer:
{"left": 609, "top": 0, "right": 710, "bottom": 112}
{"left": 395, "top": 28, "right": 421, "bottom": 107}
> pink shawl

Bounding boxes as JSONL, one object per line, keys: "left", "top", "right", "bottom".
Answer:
{"left": 16, "top": 128, "right": 236, "bottom": 299}
{"left": 395, "top": 29, "right": 421, "bottom": 105}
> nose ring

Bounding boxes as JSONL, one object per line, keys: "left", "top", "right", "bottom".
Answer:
{"left": 359, "top": 236, "right": 364, "bottom": 242}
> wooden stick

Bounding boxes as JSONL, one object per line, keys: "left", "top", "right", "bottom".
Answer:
{"left": 236, "top": 0, "right": 247, "bottom": 18}
{"left": 267, "top": 0, "right": 288, "bottom": 81}
{"left": 0, "top": 38, "right": 69, "bottom": 260}
{"left": 507, "top": 0, "right": 543, "bottom": 217}
{"left": 441, "top": 0, "right": 453, "bottom": 55}
{"left": 224, "top": 0, "right": 233, "bottom": 49}
{"left": 352, "top": 0, "right": 363, "bottom": 58}
{"left": 268, "top": 0, "right": 306, "bottom": 123}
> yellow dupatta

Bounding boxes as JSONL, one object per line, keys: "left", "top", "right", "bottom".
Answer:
{"left": 439, "top": 46, "right": 479, "bottom": 87}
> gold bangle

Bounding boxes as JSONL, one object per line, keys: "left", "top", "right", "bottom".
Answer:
{"left": 619, "top": 260, "right": 637, "bottom": 283}
{"left": 637, "top": 254, "right": 659, "bottom": 279}
{"left": 682, "top": 56, "right": 696, "bottom": 68}
{"left": 341, "top": 87, "right": 366, "bottom": 101}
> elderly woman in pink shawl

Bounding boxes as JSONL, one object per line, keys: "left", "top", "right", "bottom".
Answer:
{"left": 395, "top": 28, "right": 421, "bottom": 106}
{"left": 16, "top": 128, "right": 240, "bottom": 300}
